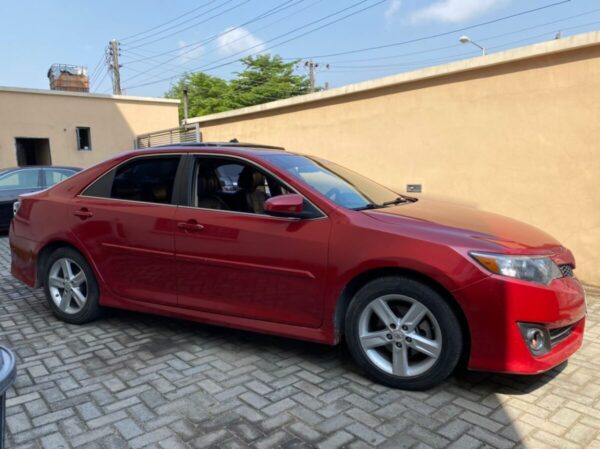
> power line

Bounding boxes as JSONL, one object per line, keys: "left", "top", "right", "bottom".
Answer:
{"left": 315, "top": 19, "right": 600, "bottom": 74}
{"left": 120, "top": 0, "right": 302, "bottom": 85}
{"left": 122, "top": 0, "right": 301, "bottom": 64}
{"left": 123, "top": 0, "right": 251, "bottom": 50}
{"left": 487, "top": 19, "right": 600, "bottom": 50}
{"left": 123, "top": 0, "right": 386, "bottom": 90}
{"left": 119, "top": 0, "right": 220, "bottom": 42}
{"left": 88, "top": 53, "right": 106, "bottom": 85}
{"left": 283, "top": 0, "right": 571, "bottom": 60}
{"left": 322, "top": 5, "right": 600, "bottom": 66}
{"left": 125, "top": 0, "right": 568, "bottom": 91}
{"left": 94, "top": 68, "right": 110, "bottom": 93}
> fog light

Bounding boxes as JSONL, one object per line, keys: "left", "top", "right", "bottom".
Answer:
{"left": 518, "top": 323, "right": 550, "bottom": 356}
{"left": 526, "top": 328, "right": 545, "bottom": 351}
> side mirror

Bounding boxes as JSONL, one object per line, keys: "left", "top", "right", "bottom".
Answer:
{"left": 264, "top": 194, "right": 304, "bottom": 217}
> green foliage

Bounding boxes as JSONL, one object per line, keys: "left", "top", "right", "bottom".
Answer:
{"left": 165, "top": 54, "right": 312, "bottom": 120}
{"left": 165, "top": 72, "right": 232, "bottom": 119}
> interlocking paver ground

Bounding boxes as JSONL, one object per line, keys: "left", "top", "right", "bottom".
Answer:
{"left": 1, "top": 235, "right": 599, "bottom": 449}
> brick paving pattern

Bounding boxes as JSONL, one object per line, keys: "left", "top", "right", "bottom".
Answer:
{"left": 0, "top": 236, "right": 599, "bottom": 448}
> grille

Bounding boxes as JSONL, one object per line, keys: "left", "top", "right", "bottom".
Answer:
{"left": 549, "top": 325, "right": 573, "bottom": 347}
{"left": 559, "top": 264, "right": 574, "bottom": 278}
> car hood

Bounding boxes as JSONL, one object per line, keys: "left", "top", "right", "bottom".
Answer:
{"left": 364, "top": 198, "right": 561, "bottom": 254}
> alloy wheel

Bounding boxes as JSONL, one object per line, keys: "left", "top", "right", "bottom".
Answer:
{"left": 48, "top": 257, "right": 88, "bottom": 314}
{"left": 358, "top": 294, "right": 442, "bottom": 377}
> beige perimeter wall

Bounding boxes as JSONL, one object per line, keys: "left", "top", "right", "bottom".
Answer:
{"left": 0, "top": 88, "right": 179, "bottom": 168}
{"left": 190, "top": 33, "right": 600, "bottom": 285}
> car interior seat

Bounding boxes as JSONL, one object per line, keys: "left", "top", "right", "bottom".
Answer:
{"left": 197, "top": 169, "right": 229, "bottom": 210}
{"left": 237, "top": 167, "right": 268, "bottom": 213}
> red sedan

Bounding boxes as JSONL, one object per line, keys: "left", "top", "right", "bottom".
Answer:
{"left": 9, "top": 143, "right": 586, "bottom": 390}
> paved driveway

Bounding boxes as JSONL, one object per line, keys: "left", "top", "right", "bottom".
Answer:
{"left": 1, "top": 236, "right": 599, "bottom": 449}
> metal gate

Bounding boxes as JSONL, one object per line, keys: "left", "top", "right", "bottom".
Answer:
{"left": 136, "top": 123, "right": 201, "bottom": 149}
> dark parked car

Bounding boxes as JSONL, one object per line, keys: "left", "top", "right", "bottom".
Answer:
{"left": 0, "top": 166, "right": 81, "bottom": 231}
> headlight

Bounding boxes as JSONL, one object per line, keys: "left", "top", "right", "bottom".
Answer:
{"left": 470, "top": 252, "right": 562, "bottom": 285}
{"left": 13, "top": 200, "right": 20, "bottom": 216}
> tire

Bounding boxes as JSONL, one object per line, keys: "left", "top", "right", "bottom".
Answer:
{"left": 345, "top": 276, "right": 463, "bottom": 390}
{"left": 43, "top": 247, "right": 103, "bottom": 324}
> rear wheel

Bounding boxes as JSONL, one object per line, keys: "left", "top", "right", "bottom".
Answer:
{"left": 345, "top": 276, "right": 463, "bottom": 390}
{"left": 43, "top": 247, "right": 102, "bottom": 324}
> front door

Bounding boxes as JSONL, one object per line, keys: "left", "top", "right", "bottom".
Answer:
{"left": 174, "top": 156, "right": 330, "bottom": 328}
{"left": 72, "top": 155, "right": 182, "bottom": 305}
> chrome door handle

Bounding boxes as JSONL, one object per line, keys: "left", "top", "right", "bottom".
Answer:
{"left": 74, "top": 208, "right": 93, "bottom": 219}
{"left": 177, "top": 221, "right": 205, "bottom": 231}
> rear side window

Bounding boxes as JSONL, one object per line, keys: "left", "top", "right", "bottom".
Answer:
{"left": 44, "top": 169, "right": 76, "bottom": 187}
{"left": 83, "top": 156, "right": 181, "bottom": 204}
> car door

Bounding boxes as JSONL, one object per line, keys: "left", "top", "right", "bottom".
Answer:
{"left": 174, "top": 155, "right": 331, "bottom": 328}
{"left": 71, "top": 154, "right": 183, "bottom": 305}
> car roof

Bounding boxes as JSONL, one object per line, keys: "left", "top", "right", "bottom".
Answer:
{"left": 0, "top": 166, "right": 82, "bottom": 172}
{"left": 139, "top": 142, "right": 290, "bottom": 157}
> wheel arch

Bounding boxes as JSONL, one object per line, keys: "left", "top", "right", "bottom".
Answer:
{"left": 36, "top": 240, "right": 87, "bottom": 288}
{"left": 333, "top": 266, "right": 471, "bottom": 367}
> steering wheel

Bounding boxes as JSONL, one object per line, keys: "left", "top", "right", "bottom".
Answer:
{"left": 324, "top": 187, "right": 342, "bottom": 200}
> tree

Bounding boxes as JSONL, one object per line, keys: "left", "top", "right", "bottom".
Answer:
{"left": 229, "top": 55, "right": 311, "bottom": 108}
{"left": 165, "top": 54, "right": 312, "bottom": 120}
{"left": 165, "top": 72, "right": 232, "bottom": 119}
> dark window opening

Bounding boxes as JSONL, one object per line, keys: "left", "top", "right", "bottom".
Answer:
{"left": 15, "top": 138, "right": 52, "bottom": 166}
{"left": 76, "top": 127, "right": 91, "bottom": 151}
{"left": 110, "top": 156, "right": 180, "bottom": 204}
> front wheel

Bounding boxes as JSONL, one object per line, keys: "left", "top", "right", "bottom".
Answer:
{"left": 345, "top": 276, "right": 463, "bottom": 390}
{"left": 43, "top": 247, "right": 103, "bottom": 324}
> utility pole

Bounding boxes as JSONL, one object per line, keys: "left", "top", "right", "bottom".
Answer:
{"left": 109, "top": 39, "right": 122, "bottom": 95}
{"left": 303, "top": 60, "right": 330, "bottom": 93}
{"left": 182, "top": 85, "right": 189, "bottom": 124}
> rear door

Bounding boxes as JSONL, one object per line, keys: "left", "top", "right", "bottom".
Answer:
{"left": 72, "top": 154, "right": 183, "bottom": 305}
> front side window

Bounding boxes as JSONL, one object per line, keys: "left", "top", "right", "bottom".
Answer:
{"left": 193, "top": 157, "right": 290, "bottom": 214}
{"left": 0, "top": 169, "right": 40, "bottom": 189}
{"left": 263, "top": 154, "right": 405, "bottom": 210}
{"left": 83, "top": 156, "right": 181, "bottom": 204}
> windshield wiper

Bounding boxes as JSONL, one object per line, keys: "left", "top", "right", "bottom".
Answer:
{"left": 352, "top": 203, "right": 384, "bottom": 211}
{"left": 381, "top": 196, "right": 417, "bottom": 206}
{"left": 353, "top": 196, "right": 417, "bottom": 211}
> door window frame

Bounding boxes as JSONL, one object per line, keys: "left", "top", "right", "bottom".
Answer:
{"left": 79, "top": 153, "right": 186, "bottom": 207}
{"left": 178, "top": 153, "right": 327, "bottom": 220}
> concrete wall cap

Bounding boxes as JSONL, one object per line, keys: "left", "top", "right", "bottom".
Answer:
{"left": 0, "top": 85, "right": 180, "bottom": 105}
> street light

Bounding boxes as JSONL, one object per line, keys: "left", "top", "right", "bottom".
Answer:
{"left": 459, "top": 35, "right": 486, "bottom": 56}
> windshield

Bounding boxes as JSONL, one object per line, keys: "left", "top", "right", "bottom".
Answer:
{"left": 263, "top": 154, "right": 409, "bottom": 210}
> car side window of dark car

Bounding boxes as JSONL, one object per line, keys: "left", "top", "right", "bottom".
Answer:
{"left": 0, "top": 169, "right": 40, "bottom": 190}
{"left": 82, "top": 156, "right": 181, "bottom": 205}
{"left": 43, "top": 169, "right": 76, "bottom": 187}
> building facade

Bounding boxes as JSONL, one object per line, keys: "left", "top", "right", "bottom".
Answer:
{"left": 0, "top": 87, "right": 179, "bottom": 169}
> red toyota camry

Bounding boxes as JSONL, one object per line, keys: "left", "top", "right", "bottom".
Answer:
{"left": 9, "top": 143, "right": 586, "bottom": 390}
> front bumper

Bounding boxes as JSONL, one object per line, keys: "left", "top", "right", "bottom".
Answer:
{"left": 455, "top": 274, "right": 586, "bottom": 374}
